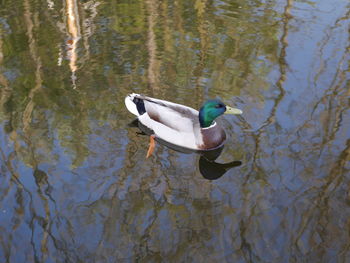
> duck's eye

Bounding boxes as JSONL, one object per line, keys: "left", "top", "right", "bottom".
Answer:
{"left": 215, "top": 104, "right": 224, "bottom": 108}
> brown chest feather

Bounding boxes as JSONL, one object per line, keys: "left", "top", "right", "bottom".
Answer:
{"left": 199, "top": 126, "right": 226, "bottom": 150}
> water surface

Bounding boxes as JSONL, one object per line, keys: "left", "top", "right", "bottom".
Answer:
{"left": 0, "top": 0, "right": 349, "bottom": 262}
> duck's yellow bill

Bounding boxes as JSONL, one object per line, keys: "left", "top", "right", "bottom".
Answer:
{"left": 225, "top": 106, "right": 243, "bottom": 115}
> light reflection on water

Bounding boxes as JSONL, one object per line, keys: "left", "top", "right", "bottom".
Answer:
{"left": 0, "top": 0, "right": 349, "bottom": 262}
{"left": 66, "top": 0, "right": 80, "bottom": 89}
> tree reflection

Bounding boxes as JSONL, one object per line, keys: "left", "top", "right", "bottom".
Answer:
{"left": 0, "top": 0, "right": 281, "bottom": 168}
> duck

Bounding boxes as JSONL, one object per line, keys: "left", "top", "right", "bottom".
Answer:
{"left": 125, "top": 93, "right": 242, "bottom": 157}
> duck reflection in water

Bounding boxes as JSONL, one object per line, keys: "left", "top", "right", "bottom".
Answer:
{"left": 128, "top": 119, "right": 242, "bottom": 180}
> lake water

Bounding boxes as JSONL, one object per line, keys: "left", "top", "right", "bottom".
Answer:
{"left": 0, "top": 0, "right": 349, "bottom": 262}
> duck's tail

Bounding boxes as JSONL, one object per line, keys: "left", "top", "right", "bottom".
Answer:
{"left": 124, "top": 93, "right": 146, "bottom": 116}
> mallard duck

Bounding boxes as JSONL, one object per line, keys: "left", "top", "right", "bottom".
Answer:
{"left": 125, "top": 93, "right": 242, "bottom": 157}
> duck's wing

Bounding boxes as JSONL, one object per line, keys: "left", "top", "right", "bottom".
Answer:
{"left": 126, "top": 93, "right": 200, "bottom": 132}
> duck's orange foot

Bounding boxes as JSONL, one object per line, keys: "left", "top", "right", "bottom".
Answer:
{"left": 146, "top": 135, "right": 156, "bottom": 158}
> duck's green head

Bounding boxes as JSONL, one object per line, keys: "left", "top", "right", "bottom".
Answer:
{"left": 199, "top": 99, "right": 242, "bottom": 128}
